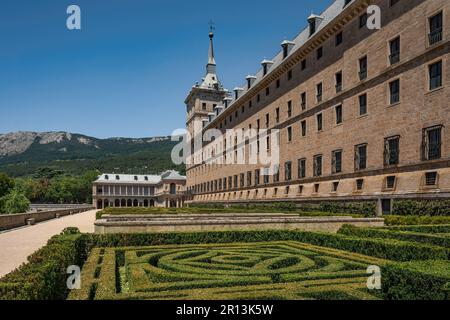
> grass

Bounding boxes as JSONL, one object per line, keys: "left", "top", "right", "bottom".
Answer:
{"left": 68, "top": 241, "right": 385, "bottom": 300}
{"left": 96, "top": 207, "right": 367, "bottom": 219}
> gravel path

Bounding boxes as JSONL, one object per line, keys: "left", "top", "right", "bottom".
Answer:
{"left": 0, "top": 210, "right": 97, "bottom": 278}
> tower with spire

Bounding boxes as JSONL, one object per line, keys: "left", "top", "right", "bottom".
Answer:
{"left": 184, "top": 26, "right": 228, "bottom": 192}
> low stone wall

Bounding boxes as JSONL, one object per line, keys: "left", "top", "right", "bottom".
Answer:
{"left": 94, "top": 214, "right": 384, "bottom": 234}
{"left": 0, "top": 206, "right": 94, "bottom": 231}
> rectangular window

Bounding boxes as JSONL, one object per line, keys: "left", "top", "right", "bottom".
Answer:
{"left": 359, "top": 94, "right": 367, "bottom": 115}
{"left": 390, "top": 0, "right": 400, "bottom": 7}
{"left": 425, "top": 171, "right": 438, "bottom": 186}
{"left": 429, "top": 61, "right": 442, "bottom": 90}
{"left": 317, "top": 47, "right": 323, "bottom": 60}
{"left": 359, "top": 13, "right": 368, "bottom": 29}
{"left": 287, "top": 126, "right": 292, "bottom": 142}
{"left": 287, "top": 69, "right": 293, "bottom": 80}
{"left": 285, "top": 161, "right": 292, "bottom": 181}
{"left": 335, "top": 32, "right": 343, "bottom": 46}
{"left": 240, "top": 173, "right": 245, "bottom": 188}
{"left": 389, "top": 37, "right": 400, "bottom": 65}
{"left": 298, "top": 158, "right": 306, "bottom": 179}
{"left": 386, "top": 176, "right": 396, "bottom": 189}
{"left": 332, "top": 181, "right": 339, "bottom": 192}
{"left": 332, "top": 149, "right": 342, "bottom": 174}
{"left": 287, "top": 100, "right": 292, "bottom": 117}
{"left": 301, "top": 59, "right": 306, "bottom": 70}
{"left": 255, "top": 169, "right": 260, "bottom": 186}
{"left": 266, "top": 87, "right": 270, "bottom": 96}
{"left": 275, "top": 108, "right": 280, "bottom": 123}
{"left": 317, "top": 113, "right": 323, "bottom": 131}
{"left": 356, "top": 179, "right": 364, "bottom": 190}
{"left": 301, "top": 120, "right": 307, "bottom": 137}
{"left": 359, "top": 56, "right": 367, "bottom": 80}
{"left": 202, "top": 103, "right": 207, "bottom": 110}
{"left": 389, "top": 79, "right": 400, "bottom": 104}
{"left": 335, "top": 105, "right": 343, "bottom": 124}
{"left": 276, "top": 79, "right": 280, "bottom": 88}
{"left": 265, "top": 113, "right": 270, "bottom": 128}
{"left": 355, "top": 144, "right": 367, "bottom": 170}
{"left": 313, "top": 155, "right": 323, "bottom": 177}
{"left": 316, "top": 83, "right": 323, "bottom": 103}
{"left": 273, "top": 165, "right": 280, "bottom": 183}
{"left": 384, "top": 136, "right": 400, "bottom": 166}
{"left": 263, "top": 168, "right": 270, "bottom": 184}
{"left": 335, "top": 71, "right": 342, "bottom": 93}
{"left": 234, "top": 175, "right": 238, "bottom": 188}
{"left": 301, "top": 92, "right": 307, "bottom": 110}
{"left": 422, "top": 126, "right": 442, "bottom": 160}
{"left": 429, "top": 12, "right": 443, "bottom": 46}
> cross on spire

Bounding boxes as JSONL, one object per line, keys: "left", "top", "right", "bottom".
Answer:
{"left": 209, "top": 19, "right": 215, "bottom": 35}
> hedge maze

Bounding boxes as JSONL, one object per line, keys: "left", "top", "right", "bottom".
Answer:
{"left": 69, "top": 241, "right": 385, "bottom": 300}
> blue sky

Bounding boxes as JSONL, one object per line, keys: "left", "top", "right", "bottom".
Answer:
{"left": 0, "top": 0, "right": 331, "bottom": 138}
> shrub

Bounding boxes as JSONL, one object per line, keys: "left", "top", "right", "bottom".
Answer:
{"left": 392, "top": 200, "right": 450, "bottom": 216}
{"left": 381, "top": 260, "right": 450, "bottom": 300}
{"left": 338, "top": 225, "right": 450, "bottom": 248}
{"left": 2, "top": 229, "right": 448, "bottom": 300}
{"left": 0, "top": 189, "right": 31, "bottom": 214}
{"left": 0, "top": 234, "right": 85, "bottom": 300}
{"left": 385, "top": 215, "right": 450, "bottom": 226}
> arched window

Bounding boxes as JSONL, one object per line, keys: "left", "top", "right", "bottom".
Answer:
{"left": 121, "top": 199, "right": 126, "bottom": 207}
{"left": 143, "top": 199, "right": 149, "bottom": 207}
{"left": 149, "top": 199, "right": 155, "bottom": 207}
{"left": 127, "top": 199, "right": 132, "bottom": 207}
{"left": 114, "top": 199, "right": 120, "bottom": 207}
{"left": 133, "top": 199, "right": 138, "bottom": 207}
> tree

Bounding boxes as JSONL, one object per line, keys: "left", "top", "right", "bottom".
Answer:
{"left": 0, "top": 172, "right": 14, "bottom": 198}
{"left": 0, "top": 189, "right": 31, "bottom": 214}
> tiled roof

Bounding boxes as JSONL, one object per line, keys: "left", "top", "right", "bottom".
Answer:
{"left": 95, "top": 171, "right": 186, "bottom": 184}
{"left": 204, "top": 0, "right": 355, "bottom": 127}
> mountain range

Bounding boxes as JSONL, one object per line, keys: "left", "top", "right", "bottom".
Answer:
{"left": 0, "top": 131, "right": 184, "bottom": 177}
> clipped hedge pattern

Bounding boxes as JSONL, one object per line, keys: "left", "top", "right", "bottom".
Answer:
{"left": 338, "top": 225, "right": 450, "bottom": 248}
{"left": 384, "top": 215, "right": 450, "bottom": 226}
{"left": 392, "top": 200, "right": 450, "bottom": 216}
{"left": 382, "top": 260, "right": 450, "bottom": 300}
{"left": 2, "top": 228, "right": 449, "bottom": 300}
{"left": 69, "top": 242, "right": 382, "bottom": 300}
{"left": 0, "top": 229, "right": 87, "bottom": 300}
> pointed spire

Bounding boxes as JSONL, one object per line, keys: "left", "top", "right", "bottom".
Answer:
{"left": 208, "top": 31, "right": 216, "bottom": 66}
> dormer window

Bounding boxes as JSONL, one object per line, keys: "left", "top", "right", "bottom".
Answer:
{"left": 144, "top": 176, "right": 148, "bottom": 181}
{"left": 105, "top": 175, "right": 109, "bottom": 180}
{"left": 309, "top": 19, "right": 316, "bottom": 36}
{"left": 281, "top": 40, "right": 295, "bottom": 59}
{"left": 261, "top": 60, "right": 274, "bottom": 76}
{"left": 308, "top": 14, "right": 323, "bottom": 37}
{"left": 134, "top": 176, "right": 138, "bottom": 181}
{"left": 115, "top": 175, "right": 120, "bottom": 180}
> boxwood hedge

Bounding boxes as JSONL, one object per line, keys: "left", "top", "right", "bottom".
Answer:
{"left": 381, "top": 260, "right": 450, "bottom": 300}
{"left": 1, "top": 228, "right": 449, "bottom": 300}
